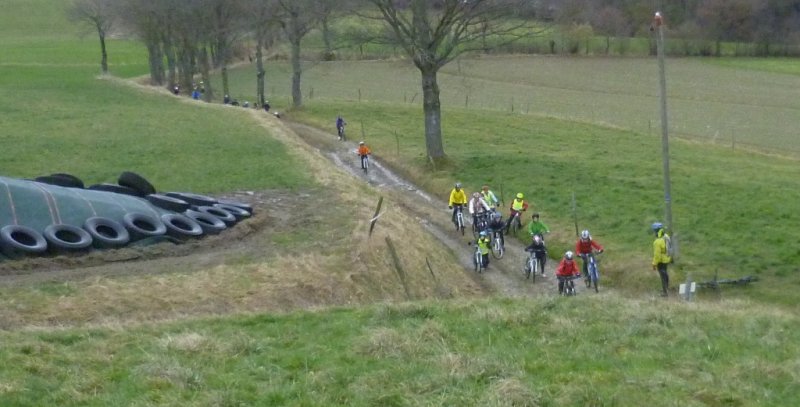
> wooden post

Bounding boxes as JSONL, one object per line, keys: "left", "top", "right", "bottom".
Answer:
{"left": 368, "top": 196, "right": 384, "bottom": 237}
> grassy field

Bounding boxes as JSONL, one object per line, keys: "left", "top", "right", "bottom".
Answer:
{"left": 225, "top": 56, "right": 800, "bottom": 155}
{"left": 2, "top": 1, "right": 799, "bottom": 405}
{"left": 0, "top": 297, "right": 797, "bottom": 406}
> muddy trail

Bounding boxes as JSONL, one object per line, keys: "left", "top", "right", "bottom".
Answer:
{"left": 286, "top": 122, "right": 573, "bottom": 299}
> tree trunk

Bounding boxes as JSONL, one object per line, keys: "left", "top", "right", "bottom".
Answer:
{"left": 146, "top": 40, "right": 164, "bottom": 86}
{"left": 321, "top": 17, "right": 333, "bottom": 59}
{"left": 420, "top": 67, "right": 445, "bottom": 160}
{"left": 290, "top": 37, "right": 302, "bottom": 108}
{"left": 256, "top": 36, "right": 266, "bottom": 106}
{"left": 98, "top": 30, "right": 108, "bottom": 74}
{"left": 221, "top": 66, "right": 229, "bottom": 99}
{"left": 199, "top": 46, "right": 213, "bottom": 102}
{"left": 163, "top": 37, "right": 176, "bottom": 89}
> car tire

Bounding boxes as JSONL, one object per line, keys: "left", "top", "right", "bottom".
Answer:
{"left": 160, "top": 213, "right": 204, "bottom": 239}
{"left": 0, "top": 225, "right": 48, "bottom": 255}
{"left": 146, "top": 194, "right": 190, "bottom": 213}
{"left": 122, "top": 212, "right": 167, "bottom": 240}
{"left": 43, "top": 224, "right": 93, "bottom": 251}
{"left": 83, "top": 217, "right": 130, "bottom": 248}
{"left": 118, "top": 171, "right": 156, "bottom": 196}
{"left": 184, "top": 209, "right": 227, "bottom": 235}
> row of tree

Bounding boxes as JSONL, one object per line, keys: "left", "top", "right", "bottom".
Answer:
{"left": 69, "top": 0, "right": 799, "bottom": 160}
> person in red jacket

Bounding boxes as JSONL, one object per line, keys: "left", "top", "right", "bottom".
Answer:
{"left": 575, "top": 229, "right": 604, "bottom": 280}
{"left": 556, "top": 251, "right": 581, "bottom": 295}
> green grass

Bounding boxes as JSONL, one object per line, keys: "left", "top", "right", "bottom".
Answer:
{"left": 288, "top": 101, "right": 800, "bottom": 307}
{"left": 705, "top": 57, "right": 800, "bottom": 76}
{"left": 223, "top": 56, "right": 800, "bottom": 155}
{"left": 0, "top": 297, "right": 796, "bottom": 406}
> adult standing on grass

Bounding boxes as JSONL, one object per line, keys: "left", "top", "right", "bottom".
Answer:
{"left": 651, "top": 222, "right": 673, "bottom": 297}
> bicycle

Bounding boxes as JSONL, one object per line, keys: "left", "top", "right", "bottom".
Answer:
{"left": 524, "top": 249, "right": 546, "bottom": 282}
{"left": 473, "top": 243, "right": 484, "bottom": 274}
{"left": 507, "top": 211, "right": 522, "bottom": 235}
{"left": 560, "top": 275, "right": 580, "bottom": 296}
{"left": 490, "top": 229, "right": 504, "bottom": 259}
{"left": 580, "top": 252, "right": 602, "bottom": 293}
{"left": 453, "top": 205, "right": 465, "bottom": 235}
{"left": 360, "top": 154, "right": 369, "bottom": 174}
{"left": 337, "top": 125, "right": 346, "bottom": 141}
{"left": 472, "top": 212, "right": 490, "bottom": 236}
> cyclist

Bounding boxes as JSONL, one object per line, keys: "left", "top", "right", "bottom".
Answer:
{"left": 527, "top": 212, "right": 550, "bottom": 240}
{"left": 651, "top": 222, "right": 672, "bottom": 297}
{"left": 468, "top": 192, "right": 491, "bottom": 231}
{"left": 477, "top": 230, "right": 491, "bottom": 268}
{"left": 336, "top": 115, "right": 346, "bottom": 140}
{"left": 524, "top": 233, "right": 548, "bottom": 277}
{"left": 556, "top": 251, "right": 581, "bottom": 295}
{"left": 480, "top": 185, "right": 500, "bottom": 209}
{"left": 448, "top": 182, "right": 468, "bottom": 227}
{"left": 504, "top": 192, "right": 529, "bottom": 234}
{"left": 357, "top": 141, "right": 371, "bottom": 170}
{"left": 575, "top": 229, "right": 604, "bottom": 280}
{"left": 486, "top": 210, "right": 505, "bottom": 246}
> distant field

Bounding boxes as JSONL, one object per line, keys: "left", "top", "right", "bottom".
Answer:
{"left": 226, "top": 56, "right": 800, "bottom": 154}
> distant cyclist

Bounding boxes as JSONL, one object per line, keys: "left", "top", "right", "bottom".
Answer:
{"left": 575, "top": 229, "right": 604, "bottom": 280}
{"left": 480, "top": 185, "right": 500, "bottom": 210}
{"left": 556, "top": 251, "right": 581, "bottom": 295}
{"left": 468, "top": 192, "right": 491, "bottom": 231}
{"left": 527, "top": 212, "right": 550, "bottom": 240}
{"left": 448, "top": 182, "right": 468, "bottom": 226}
{"left": 336, "top": 115, "right": 347, "bottom": 140}
{"left": 357, "top": 141, "right": 371, "bottom": 170}
{"left": 524, "top": 233, "right": 548, "bottom": 277}
{"left": 504, "top": 192, "right": 529, "bottom": 234}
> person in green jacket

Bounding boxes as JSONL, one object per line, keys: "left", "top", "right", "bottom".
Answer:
{"left": 651, "top": 222, "right": 673, "bottom": 297}
{"left": 527, "top": 212, "right": 550, "bottom": 240}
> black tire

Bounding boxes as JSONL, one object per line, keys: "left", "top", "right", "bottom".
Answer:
{"left": 51, "top": 173, "right": 85, "bottom": 188}
{"left": 0, "top": 225, "right": 48, "bottom": 255}
{"left": 185, "top": 209, "right": 227, "bottom": 235}
{"left": 122, "top": 212, "right": 167, "bottom": 240}
{"left": 43, "top": 224, "right": 93, "bottom": 251}
{"left": 83, "top": 217, "right": 130, "bottom": 248}
{"left": 118, "top": 171, "right": 156, "bottom": 196}
{"left": 160, "top": 213, "right": 204, "bottom": 239}
{"left": 146, "top": 194, "right": 190, "bottom": 213}
{"left": 165, "top": 192, "right": 218, "bottom": 207}
{"left": 473, "top": 251, "right": 481, "bottom": 273}
{"left": 88, "top": 183, "right": 142, "bottom": 197}
{"left": 35, "top": 174, "right": 84, "bottom": 189}
{"left": 212, "top": 203, "right": 251, "bottom": 220}
{"left": 196, "top": 206, "right": 237, "bottom": 225}
{"left": 216, "top": 199, "right": 253, "bottom": 214}
{"left": 490, "top": 235, "right": 504, "bottom": 259}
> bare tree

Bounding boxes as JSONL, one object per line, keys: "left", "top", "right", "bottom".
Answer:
{"left": 592, "top": 6, "right": 628, "bottom": 55}
{"left": 275, "top": 0, "right": 324, "bottom": 108}
{"left": 364, "top": 0, "right": 539, "bottom": 161}
{"left": 67, "top": 0, "right": 117, "bottom": 74}
{"left": 245, "top": 0, "right": 281, "bottom": 106}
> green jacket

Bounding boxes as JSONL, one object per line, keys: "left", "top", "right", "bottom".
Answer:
{"left": 527, "top": 220, "right": 550, "bottom": 236}
{"left": 652, "top": 229, "right": 672, "bottom": 266}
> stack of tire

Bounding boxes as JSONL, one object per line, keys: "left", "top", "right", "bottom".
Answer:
{"left": 0, "top": 172, "right": 253, "bottom": 259}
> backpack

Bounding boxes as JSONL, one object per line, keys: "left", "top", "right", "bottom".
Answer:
{"left": 664, "top": 234, "right": 674, "bottom": 258}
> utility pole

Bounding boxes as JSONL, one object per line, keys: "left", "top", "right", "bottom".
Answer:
{"left": 654, "top": 11, "right": 676, "bottom": 256}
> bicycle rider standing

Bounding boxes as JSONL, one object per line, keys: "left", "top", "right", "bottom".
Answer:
{"left": 504, "top": 192, "right": 529, "bottom": 234}
{"left": 448, "top": 182, "right": 468, "bottom": 227}
{"left": 575, "top": 229, "right": 604, "bottom": 280}
{"left": 357, "top": 141, "right": 371, "bottom": 169}
{"left": 556, "top": 251, "right": 581, "bottom": 295}
{"left": 468, "top": 192, "right": 491, "bottom": 231}
{"left": 336, "top": 115, "right": 346, "bottom": 140}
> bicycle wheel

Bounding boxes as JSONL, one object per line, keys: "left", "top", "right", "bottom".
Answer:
{"left": 525, "top": 256, "right": 533, "bottom": 279}
{"left": 491, "top": 235, "right": 504, "bottom": 259}
{"left": 459, "top": 214, "right": 465, "bottom": 236}
{"left": 476, "top": 251, "right": 484, "bottom": 274}
{"left": 531, "top": 256, "right": 537, "bottom": 283}
{"left": 363, "top": 156, "right": 369, "bottom": 174}
{"left": 590, "top": 262, "right": 599, "bottom": 293}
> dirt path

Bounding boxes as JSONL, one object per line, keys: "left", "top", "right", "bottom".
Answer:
{"left": 284, "top": 122, "right": 562, "bottom": 298}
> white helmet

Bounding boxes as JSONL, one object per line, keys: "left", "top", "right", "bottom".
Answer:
{"left": 565, "top": 251, "right": 574, "bottom": 260}
{"left": 533, "top": 234, "right": 542, "bottom": 244}
{"left": 580, "top": 230, "right": 590, "bottom": 240}
{"left": 359, "top": 141, "right": 365, "bottom": 145}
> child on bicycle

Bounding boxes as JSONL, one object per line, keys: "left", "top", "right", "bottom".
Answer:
{"left": 486, "top": 210, "right": 505, "bottom": 245}
{"left": 336, "top": 115, "right": 346, "bottom": 140}
{"left": 468, "top": 192, "right": 491, "bottom": 231}
{"left": 575, "top": 229, "right": 604, "bottom": 279}
{"left": 527, "top": 212, "right": 550, "bottom": 240}
{"left": 504, "top": 192, "right": 529, "bottom": 234}
{"left": 357, "top": 141, "right": 371, "bottom": 169}
{"left": 556, "top": 251, "right": 581, "bottom": 295}
{"left": 480, "top": 185, "right": 500, "bottom": 209}
{"left": 477, "top": 230, "right": 491, "bottom": 268}
{"left": 448, "top": 182, "right": 468, "bottom": 226}
{"left": 524, "top": 234, "right": 548, "bottom": 277}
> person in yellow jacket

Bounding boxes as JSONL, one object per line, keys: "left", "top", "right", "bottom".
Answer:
{"left": 448, "top": 182, "right": 468, "bottom": 228}
{"left": 477, "top": 230, "right": 491, "bottom": 268}
{"left": 651, "top": 222, "right": 673, "bottom": 297}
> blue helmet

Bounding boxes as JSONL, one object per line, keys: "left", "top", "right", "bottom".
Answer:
{"left": 651, "top": 222, "right": 664, "bottom": 232}
{"left": 479, "top": 230, "right": 489, "bottom": 237}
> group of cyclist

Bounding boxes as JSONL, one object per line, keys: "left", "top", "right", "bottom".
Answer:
{"left": 448, "top": 182, "right": 606, "bottom": 296}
